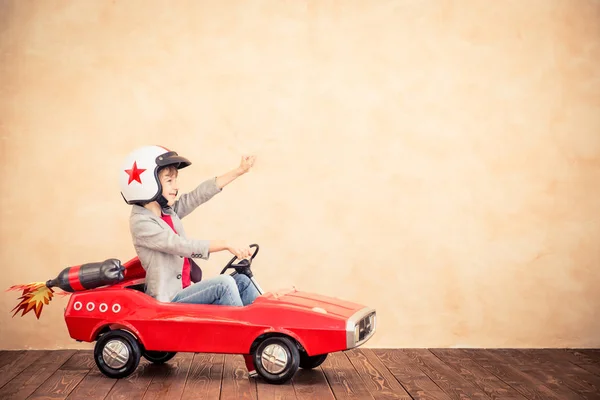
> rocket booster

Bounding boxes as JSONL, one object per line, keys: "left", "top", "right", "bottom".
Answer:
{"left": 45, "top": 259, "right": 125, "bottom": 292}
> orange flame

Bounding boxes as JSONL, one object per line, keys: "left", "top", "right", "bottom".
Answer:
{"left": 6, "top": 282, "right": 60, "bottom": 319}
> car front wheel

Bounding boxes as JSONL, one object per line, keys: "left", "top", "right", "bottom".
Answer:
{"left": 94, "top": 330, "right": 141, "bottom": 379}
{"left": 253, "top": 336, "right": 300, "bottom": 384}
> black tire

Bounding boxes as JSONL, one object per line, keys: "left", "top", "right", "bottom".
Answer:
{"left": 253, "top": 336, "right": 300, "bottom": 384}
{"left": 299, "top": 352, "right": 328, "bottom": 369}
{"left": 143, "top": 351, "right": 177, "bottom": 364}
{"left": 94, "top": 330, "right": 141, "bottom": 379}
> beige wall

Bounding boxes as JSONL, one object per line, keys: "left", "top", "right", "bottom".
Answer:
{"left": 1, "top": 0, "right": 599, "bottom": 350}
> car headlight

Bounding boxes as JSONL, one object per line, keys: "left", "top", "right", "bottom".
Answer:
{"left": 354, "top": 324, "right": 360, "bottom": 342}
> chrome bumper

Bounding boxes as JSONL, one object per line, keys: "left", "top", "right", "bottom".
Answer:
{"left": 346, "top": 307, "right": 376, "bottom": 349}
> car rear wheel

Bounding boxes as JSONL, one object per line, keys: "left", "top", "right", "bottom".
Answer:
{"left": 299, "top": 352, "right": 328, "bottom": 369}
{"left": 253, "top": 336, "right": 299, "bottom": 384}
{"left": 143, "top": 351, "right": 177, "bottom": 364}
{"left": 94, "top": 330, "right": 141, "bottom": 379}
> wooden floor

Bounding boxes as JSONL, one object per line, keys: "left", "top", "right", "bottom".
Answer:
{"left": 0, "top": 348, "right": 599, "bottom": 399}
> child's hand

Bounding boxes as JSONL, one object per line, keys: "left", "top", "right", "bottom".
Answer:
{"left": 238, "top": 155, "right": 256, "bottom": 174}
{"left": 216, "top": 156, "right": 256, "bottom": 189}
{"left": 227, "top": 244, "right": 253, "bottom": 260}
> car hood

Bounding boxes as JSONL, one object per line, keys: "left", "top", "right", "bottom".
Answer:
{"left": 257, "top": 288, "right": 367, "bottom": 319}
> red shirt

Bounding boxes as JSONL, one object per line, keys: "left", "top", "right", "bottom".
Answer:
{"left": 160, "top": 212, "right": 191, "bottom": 289}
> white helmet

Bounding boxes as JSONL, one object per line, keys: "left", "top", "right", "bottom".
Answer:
{"left": 120, "top": 145, "right": 191, "bottom": 205}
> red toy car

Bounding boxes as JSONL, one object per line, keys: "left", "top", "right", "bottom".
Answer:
{"left": 63, "top": 245, "right": 377, "bottom": 384}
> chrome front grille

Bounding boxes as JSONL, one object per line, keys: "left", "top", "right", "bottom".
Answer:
{"left": 358, "top": 311, "right": 376, "bottom": 342}
{"left": 346, "top": 307, "right": 377, "bottom": 348}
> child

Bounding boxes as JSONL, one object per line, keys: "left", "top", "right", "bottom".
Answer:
{"left": 119, "top": 145, "right": 260, "bottom": 307}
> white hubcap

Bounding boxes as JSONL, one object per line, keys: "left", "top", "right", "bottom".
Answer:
{"left": 261, "top": 343, "right": 288, "bottom": 374}
{"left": 103, "top": 339, "right": 130, "bottom": 369}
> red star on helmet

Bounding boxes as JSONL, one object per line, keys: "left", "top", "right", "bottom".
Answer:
{"left": 125, "top": 161, "right": 146, "bottom": 184}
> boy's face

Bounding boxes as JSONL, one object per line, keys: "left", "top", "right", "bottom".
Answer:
{"left": 159, "top": 167, "right": 179, "bottom": 206}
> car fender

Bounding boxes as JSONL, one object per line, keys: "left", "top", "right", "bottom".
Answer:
{"left": 250, "top": 327, "right": 308, "bottom": 354}
{"left": 90, "top": 321, "right": 146, "bottom": 348}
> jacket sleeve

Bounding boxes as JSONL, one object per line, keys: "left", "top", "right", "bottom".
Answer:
{"left": 131, "top": 216, "right": 210, "bottom": 259}
{"left": 173, "top": 177, "right": 222, "bottom": 219}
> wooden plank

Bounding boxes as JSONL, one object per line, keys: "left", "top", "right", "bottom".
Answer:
{"left": 401, "top": 349, "right": 489, "bottom": 400}
{"left": 180, "top": 353, "right": 223, "bottom": 400}
{"left": 256, "top": 373, "right": 297, "bottom": 399}
{"left": 567, "top": 349, "right": 600, "bottom": 366}
{"left": 26, "top": 369, "right": 89, "bottom": 400}
{"left": 0, "top": 351, "right": 24, "bottom": 369}
{"left": 527, "top": 349, "right": 600, "bottom": 377}
{"left": 510, "top": 349, "right": 574, "bottom": 368}
{"left": 320, "top": 351, "right": 375, "bottom": 399}
{"left": 346, "top": 349, "right": 412, "bottom": 399}
{"left": 430, "top": 349, "right": 526, "bottom": 400}
{"left": 60, "top": 351, "right": 95, "bottom": 370}
{"left": 0, "top": 350, "right": 46, "bottom": 389}
{"left": 65, "top": 369, "right": 118, "bottom": 400}
{"left": 576, "top": 351, "right": 600, "bottom": 379}
{"left": 461, "top": 349, "right": 565, "bottom": 400}
{"left": 103, "top": 359, "right": 158, "bottom": 400}
{"left": 511, "top": 349, "right": 600, "bottom": 399}
{"left": 485, "top": 350, "right": 583, "bottom": 399}
{"left": 143, "top": 353, "right": 193, "bottom": 400}
{"left": 292, "top": 366, "right": 335, "bottom": 400}
{"left": 0, "top": 349, "right": 75, "bottom": 400}
{"left": 372, "top": 349, "right": 452, "bottom": 400}
{"left": 220, "top": 354, "right": 257, "bottom": 400}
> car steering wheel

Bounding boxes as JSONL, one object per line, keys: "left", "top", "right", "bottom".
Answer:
{"left": 219, "top": 244, "right": 259, "bottom": 278}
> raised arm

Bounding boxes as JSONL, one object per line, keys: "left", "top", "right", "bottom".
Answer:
{"left": 173, "top": 155, "right": 256, "bottom": 219}
{"left": 216, "top": 155, "right": 256, "bottom": 189}
{"left": 173, "top": 177, "right": 222, "bottom": 219}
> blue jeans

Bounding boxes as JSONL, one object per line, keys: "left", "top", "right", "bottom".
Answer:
{"left": 171, "top": 273, "right": 259, "bottom": 306}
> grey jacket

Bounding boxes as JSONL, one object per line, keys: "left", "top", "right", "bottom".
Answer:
{"left": 129, "top": 177, "right": 222, "bottom": 302}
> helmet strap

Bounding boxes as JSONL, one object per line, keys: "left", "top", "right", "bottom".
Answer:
{"left": 157, "top": 194, "right": 170, "bottom": 209}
